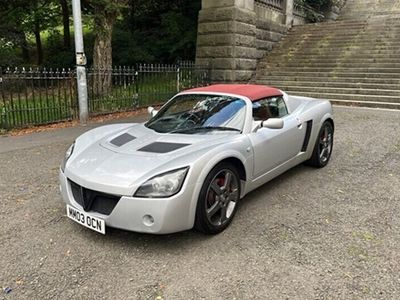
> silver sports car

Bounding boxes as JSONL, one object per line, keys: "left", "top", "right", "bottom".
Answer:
{"left": 60, "top": 84, "right": 334, "bottom": 235}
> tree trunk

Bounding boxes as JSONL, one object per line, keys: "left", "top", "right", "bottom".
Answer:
{"left": 59, "top": 0, "right": 71, "bottom": 48}
{"left": 33, "top": 21, "right": 43, "bottom": 65}
{"left": 18, "top": 32, "right": 30, "bottom": 62}
{"left": 92, "top": 11, "right": 115, "bottom": 96}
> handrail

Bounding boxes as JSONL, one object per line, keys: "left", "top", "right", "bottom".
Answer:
{"left": 255, "top": 0, "right": 284, "bottom": 11}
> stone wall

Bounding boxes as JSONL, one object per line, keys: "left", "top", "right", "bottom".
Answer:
{"left": 195, "top": 0, "right": 310, "bottom": 82}
{"left": 196, "top": 0, "right": 258, "bottom": 82}
{"left": 254, "top": 1, "right": 289, "bottom": 62}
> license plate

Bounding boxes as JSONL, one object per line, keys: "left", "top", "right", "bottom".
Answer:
{"left": 66, "top": 205, "right": 105, "bottom": 234}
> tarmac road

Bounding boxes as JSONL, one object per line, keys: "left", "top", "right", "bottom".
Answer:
{"left": 0, "top": 106, "right": 399, "bottom": 299}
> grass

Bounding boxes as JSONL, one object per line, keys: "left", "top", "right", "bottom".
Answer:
{"left": 1, "top": 98, "right": 75, "bottom": 129}
{"left": 0, "top": 89, "right": 153, "bottom": 129}
{"left": 0, "top": 71, "right": 205, "bottom": 129}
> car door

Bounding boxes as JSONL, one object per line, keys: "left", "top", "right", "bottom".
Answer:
{"left": 249, "top": 96, "right": 306, "bottom": 178}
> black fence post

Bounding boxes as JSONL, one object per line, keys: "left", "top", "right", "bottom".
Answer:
{"left": 0, "top": 67, "right": 8, "bottom": 130}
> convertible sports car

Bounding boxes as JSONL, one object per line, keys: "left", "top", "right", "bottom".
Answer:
{"left": 60, "top": 84, "right": 334, "bottom": 235}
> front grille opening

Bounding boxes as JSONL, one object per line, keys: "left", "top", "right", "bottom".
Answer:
{"left": 69, "top": 180, "right": 121, "bottom": 215}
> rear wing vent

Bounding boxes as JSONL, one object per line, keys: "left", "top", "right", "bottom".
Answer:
{"left": 301, "top": 120, "right": 313, "bottom": 152}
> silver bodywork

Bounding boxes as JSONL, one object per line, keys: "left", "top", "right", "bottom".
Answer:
{"left": 60, "top": 91, "right": 334, "bottom": 234}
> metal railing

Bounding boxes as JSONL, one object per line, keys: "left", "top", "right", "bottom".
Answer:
{"left": 0, "top": 62, "right": 210, "bottom": 129}
{"left": 255, "top": 0, "right": 284, "bottom": 11}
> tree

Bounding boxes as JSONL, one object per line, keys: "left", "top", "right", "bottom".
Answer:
{"left": 59, "top": 0, "right": 71, "bottom": 49}
{"left": 0, "top": 0, "right": 59, "bottom": 65}
{"left": 127, "top": 0, "right": 201, "bottom": 63}
{"left": 84, "top": 0, "right": 127, "bottom": 94}
{"left": 0, "top": 1, "right": 30, "bottom": 63}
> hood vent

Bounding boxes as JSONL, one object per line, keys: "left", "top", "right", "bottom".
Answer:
{"left": 138, "top": 142, "right": 190, "bottom": 153}
{"left": 110, "top": 133, "right": 136, "bottom": 147}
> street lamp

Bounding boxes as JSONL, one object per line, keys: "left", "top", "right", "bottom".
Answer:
{"left": 71, "top": 0, "right": 88, "bottom": 125}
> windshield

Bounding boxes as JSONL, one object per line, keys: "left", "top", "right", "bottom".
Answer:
{"left": 145, "top": 94, "right": 246, "bottom": 134}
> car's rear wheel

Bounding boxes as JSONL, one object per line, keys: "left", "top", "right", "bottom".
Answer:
{"left": 306, "top": 121, "right": 334, "bottom": 168}
{"left": 194, "top": 162, "right": 240, "bottom": 234}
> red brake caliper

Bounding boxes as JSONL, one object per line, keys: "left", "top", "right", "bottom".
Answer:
{"left": 208, "top": 176, "right": 226, "bottom": 206}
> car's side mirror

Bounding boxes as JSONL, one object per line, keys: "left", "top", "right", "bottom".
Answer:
{"left": 147, "top": 106, "right": 158, "bottom": 117}
{"left": 261, "top": 118, "right": 284, "bottom": 129}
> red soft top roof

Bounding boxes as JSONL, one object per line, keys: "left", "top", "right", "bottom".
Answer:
{"left": 183, "top": 84, "right": 282, "bottom": 102}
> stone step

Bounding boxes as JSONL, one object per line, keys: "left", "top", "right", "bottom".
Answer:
{"left": 272, "top": 48, "right": 400, "bottom": 56}
{"left": 263, "top": 62, "right": 400, "bottom": 69}
{"left": 341, "top": 5, "right": 400, "bottom": 9}
{"left": 344, "top": 1, "right": 397, "bottom": 6}
{"left": 257, "top": 76, "right": 400, "bottom": 85}
{"left": 262, "top": 59, "right": 400, "bottom": 66}
{"left": 254, "top": 0, "right": 400, "bottom": 110}
{"left": 291, "top": 25, "right": 400, "bottom": 34}
{"left": 285, "top": 30, "right": 400, "bottom": 37}
{"left": 341, "top": 13, "right": 400, "bottom": 19}
{"left": 260, "top": 67, "right": 400, "bottom": 74}
{"left": 258, "top": 71, "right": 400, "bottom": 79}
{"left": 279, "top": 43, "right": 400, "bottom": 50}
{"left": 290, "top": 23, "right": 400, "bottom": 32}
{"left": 342, "top": 5, "right": 400, "bottom": 9}
{"left": 261, "top": 85, "right": 400, "bottom": 97}
{"left": 298, "top": 17, "right": 400, "bottom": 25}
{"left": 341, "top": 9, "right": 400, "bottom": 13}
{"left": 275, "top": 43, "right": 400, "bottom": 51}
{"left": 290, "top": 31, "right": 400, "bottom": 39}
{"left": 331, "top": 100, "right": 400, "bottom": 110}
{"left": 283, "top": 35, "right": 400, "bottom": 43}
{"left": 276, "top": 38, "right": 400, "bottom": 46}
{"left": 286, "top": 30, "right": 400, "bottom": 39}
{"left": 259, "top": 81, "right": 400, "bottom": 90}
{"left": 344, "top": 0, "right": 396, "bottom": 5}
{"left": 341, "top": 11, "right": 400, "bottom": 16}
{"left": 290, "top": 24, "right": 400, "bottom": 34}
{"left": 263, "top": 54, "right": 400, "bottom": 61}
{"left": 260, "top": 52, "right": 400, "bottom": 63}
{"left": 294, "top": 20, "right": 367, "bottom": 28}
{"left": 279, "top": 91, "right": 400, "bottom": 104}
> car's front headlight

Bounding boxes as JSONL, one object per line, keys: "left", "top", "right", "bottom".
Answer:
{"left": 61, "top": 142, "right": 75, "bottom": 172}
{"left": 134, "top": 167, "right": 189, "bottom": 198}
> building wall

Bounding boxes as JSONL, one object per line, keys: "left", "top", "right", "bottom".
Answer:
{"left": 195, "top": 0, "right": 318, "bottom": 82}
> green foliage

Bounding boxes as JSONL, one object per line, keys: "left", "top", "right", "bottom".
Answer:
{"left": 301, "top": 0, "right": 332, "bottom": 10}
{"left": 44, "top": 31, "right": 75, "bottom": 68}
{"left": 126, "top": 0, "right": 201, "bottom": 63}
{"left": 0, "top": 0, "right": 202, "bottom": 67}
{"left": 84, "top": 0, "right": 128, "bottom": 37}
{"left": 111, "top": 28, "right": 154, "bottom": 65}
{"left": 0, "top": 40, "right": 23, "bottom": 66}
{"left": 296, "top": 0, "right": 344, "bottom": 22}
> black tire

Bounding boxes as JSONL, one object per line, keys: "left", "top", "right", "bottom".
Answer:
{"left": 194, "top": 162, "right": 241, "bottom": 234}
{"left": 306, "top": 121, "right": 334, "bottom": 168}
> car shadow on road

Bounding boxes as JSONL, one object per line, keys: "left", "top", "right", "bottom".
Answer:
{"left": 238, "top": 163, "right": 313, "bottom": 210}
{"left": 74, "top": 163, "right": 318, "bottom": 252}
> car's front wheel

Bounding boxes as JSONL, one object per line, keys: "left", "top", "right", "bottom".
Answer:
{"left": 194, "top": 162, "right": 240, "bottom": 234}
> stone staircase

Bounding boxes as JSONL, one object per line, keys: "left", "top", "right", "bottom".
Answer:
{"left": 255, "top": 0, "right": 400, "bottom": 109}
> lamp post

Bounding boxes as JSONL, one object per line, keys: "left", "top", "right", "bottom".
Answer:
{"left": 72, "top": 0, "right": 88, "bottom": 125}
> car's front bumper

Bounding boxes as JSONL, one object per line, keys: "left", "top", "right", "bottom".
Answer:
{"left": 59, "top": 171, "right": 199, "bottom": 234}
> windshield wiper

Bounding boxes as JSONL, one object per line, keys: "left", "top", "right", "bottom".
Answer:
{"left": 170, "top": 126, "right": 241, "bottom": 134}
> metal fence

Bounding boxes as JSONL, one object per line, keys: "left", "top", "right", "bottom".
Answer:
{"left": 0, "top": 61, "right": 210, "bottom": 129}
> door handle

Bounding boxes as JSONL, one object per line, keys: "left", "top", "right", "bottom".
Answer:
{"left": 296, "top": 118, "right": 303, "bottom": 129}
